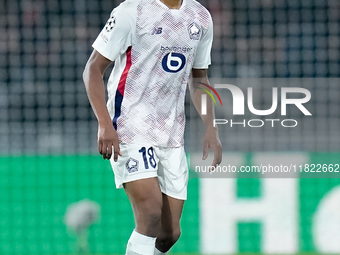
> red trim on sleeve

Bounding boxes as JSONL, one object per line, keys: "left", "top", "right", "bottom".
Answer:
{"left": 117, "top": 47, "right": 132, "bottom": 96}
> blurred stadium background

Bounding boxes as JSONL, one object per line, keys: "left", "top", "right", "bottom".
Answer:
{"left": 1, "top": 0, "right": 340, "bottom": 254}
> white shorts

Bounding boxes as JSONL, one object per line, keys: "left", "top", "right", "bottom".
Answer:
{"left": 110, "top": 143, "right": 189, "bottom": 200}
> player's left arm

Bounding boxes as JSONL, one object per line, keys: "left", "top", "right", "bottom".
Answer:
{"left": 189, "top": 12, "right": 222, "bottom": 167}
{"left": 190, "top": 69, "right": 222, "bottom": 167}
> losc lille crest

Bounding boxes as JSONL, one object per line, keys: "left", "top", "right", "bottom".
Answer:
{"left": 188, "top": 22, "right": 201, "bottom": 40}
{"left": 126, "top": 158, "right": 139, "bottom": 173}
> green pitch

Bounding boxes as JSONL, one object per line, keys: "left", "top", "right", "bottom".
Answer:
{"left": 1, "top": 154, "right": 340, "bottom": 254}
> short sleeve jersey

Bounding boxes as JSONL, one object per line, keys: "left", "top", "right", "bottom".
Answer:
{"left": 92, "top": 0, "right": 213, "bottom": 147}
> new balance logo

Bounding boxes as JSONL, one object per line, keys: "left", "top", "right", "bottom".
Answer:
{"left": 152, "top": 27, "right": 163, "bottom": 35}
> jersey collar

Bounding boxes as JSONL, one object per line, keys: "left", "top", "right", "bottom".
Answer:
{"left": 155, "top": 0, "right": 187, "bottom": 11}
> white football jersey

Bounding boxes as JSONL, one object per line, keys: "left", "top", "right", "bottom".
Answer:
{"left": 92, "top": 0, "right": 213, "bottom": 147}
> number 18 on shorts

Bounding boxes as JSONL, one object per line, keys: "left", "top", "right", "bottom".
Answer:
{"left": 110, "top": 143, "right": 189, "bottom": 200}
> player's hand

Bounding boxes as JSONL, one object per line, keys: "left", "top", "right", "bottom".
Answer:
{"left": 202, "top": 126, "right": 222, "bottom": 168}
{"left": 97, "top": 122, "right": 122, "bottom": 161}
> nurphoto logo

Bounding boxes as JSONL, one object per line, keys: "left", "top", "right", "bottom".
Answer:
{"left": 200, "top": 84, "right": 312, "bottom": 128}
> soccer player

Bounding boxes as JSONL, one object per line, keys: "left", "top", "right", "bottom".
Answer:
{"left": 83, "top": 0, "right": 222, "bottom": 254}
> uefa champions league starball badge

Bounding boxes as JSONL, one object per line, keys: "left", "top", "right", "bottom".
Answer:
{"left": 105, "top": 15, "right": 116, "bottom": 32}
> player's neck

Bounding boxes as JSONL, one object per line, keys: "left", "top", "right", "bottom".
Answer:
{"left": 159, "top": 0, "right": 183, "bottom": 10}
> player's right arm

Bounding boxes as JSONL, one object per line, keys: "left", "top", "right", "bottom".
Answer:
{"left": 83, "top": 50, "right": 122, "bottom": 161}
{"left": 83, "top": 2, "right": 135, "bottom": 161}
